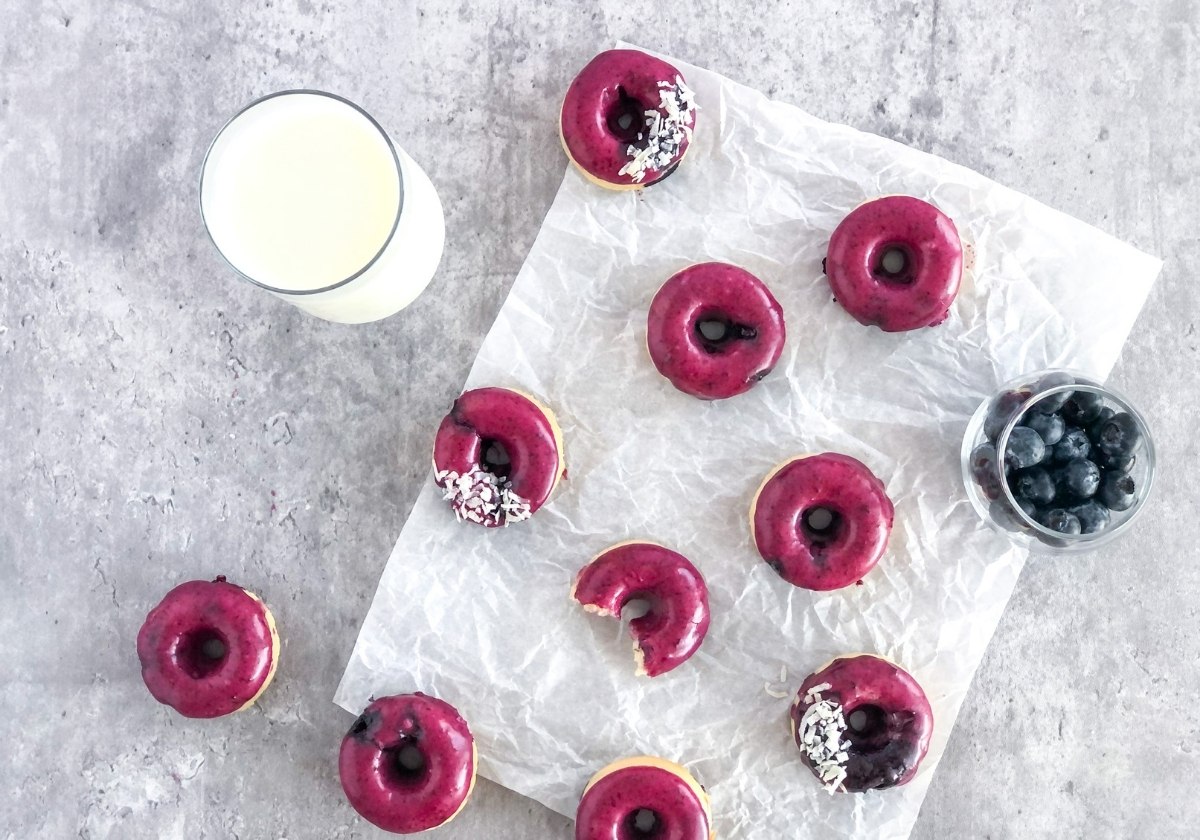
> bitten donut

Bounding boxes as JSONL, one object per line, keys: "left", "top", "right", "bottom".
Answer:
{"left": 647, "top": 262, "right": 786, "bottom": 400}
{"left": 824, "top": 196, "right": 963, "bottom": 332}
{"left": 576, "top": 756, "right": 713, "bottom": 840}
{"left": 339, "top": 693, "right": 477, "bottom": 834}
{"left": 571, "top": 542, "right": 711, "bottom": 677}
{"left": 136, "top": 576, "right": 279, "bottom": 718}
{"left": 750, "top": 454, "right": 894, "bottom": 591}
{"left": 433, "top": 387, "right": 565, "bottom": 527}
{"left": 560, "top": 49, "right": 698, "bottom": 190}
{"left": 789, "top": 655, "right": 933, "bottom": 793}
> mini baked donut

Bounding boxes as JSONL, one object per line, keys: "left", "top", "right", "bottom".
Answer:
{"left": 433, "top": 387, "right": 565, "bottom": 527}
{"left": 136, "top": 576, "right": 279, "bottom": 718}
{"left": 339, "top": 693, "right": 477, "bottom": 834}
{"left": 575, "top": 756, "right": 712, "bottom": 840}
{"left": 571, "top": 542, "right": 711, "bottom": 677}
{"left": 560, "top": 49, "right": 698, "bottom": 190}
{"left": 824, "top": 196, "right": 963, "bottom": 332}
{"left": 789, "top": 654, "right": 933, "bottom": 793}
{"left": 750, "top": 453, "right": 894, "bottom": 591}
{"left": 647, "top": 262, "right": 786, "bottom": 400}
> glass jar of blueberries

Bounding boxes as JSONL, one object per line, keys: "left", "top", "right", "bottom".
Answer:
{"left": 961, "top": 370, "right": 1155, "bottom": 552}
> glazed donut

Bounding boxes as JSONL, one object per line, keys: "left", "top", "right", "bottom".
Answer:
{"left": 571, "top": 542, "right": 711, "bottom": 677}
{"left": 750, "top": 453, "right": 894, "bottom": 591}
{"left": 433, "top": 387, "right": 565, "bottom": 527}
{"left": 789, "top": 655, "right": 933, "bottom": 793}
{"left": 560, "top": 49, "right": 698, "bottom": 190}
{"left": 575, "top": 756, "right": 713, "bottom": 840}
{"left": 339, "top": 693, "right": 477, "bottom": 834}
{"left": 824, "top": 196, "right": 963, "bottom": 332}
{"left": 136, "top": 576, "right": 279, "bottom": 718}
{"left": 647, "top": 262, "right": 786, "bottom": 400}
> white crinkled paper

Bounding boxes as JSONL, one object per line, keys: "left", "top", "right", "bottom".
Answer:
{"left": 336, "top": 45, "right": 1161, "bottom": 839}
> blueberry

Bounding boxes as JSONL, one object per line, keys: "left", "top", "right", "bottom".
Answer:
{"left": 1010, "top": 467, "right": 1055, "bottom": 505}
{"left": 1095, "top": 412, "right": 1141, "bottom": 458}
{"left": 1021, "top": 411, "right": 1065, "bottom": 446}
{"left": 1095, "top": 449, "right": 1136, "bottom": 474}
{"left": 984, "top": 390, "right": 1030, "bottom": 442}
{"left": 1062, "top": 390, "right": 1104, "bottom": 425}
{"left": 1098, "top": 472, "right": 1137, "bottom": 511}
{"left": 1086, "top": 407, "right": 1115, "bottom": 443}
{"left": 1054, "top": 458, "right": 1101, "bottom": 501}
{"left": 1003, "top": 426, "right": 1046, "bottom": 471}
{"left": 1052, "top": 428, "right": 1091, "bottom": 464}
{"left": 969, "top": 442, "right": 1003, "bottom": 499}
{"left": 990, "top": 499, "right": 1025, "bottom": 531}
{"left": 1030, "top": 371, "right": 1075, "bottom": 414}
{"left": 1067, "top": 500, "right": 1111, "bottom": 534}
{"left": 1040, "top": 508, "right": 1082, "bottom": 535}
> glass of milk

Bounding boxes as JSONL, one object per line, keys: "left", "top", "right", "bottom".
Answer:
{"left": 200, "top": 90, "right": 445, "bottom": 324}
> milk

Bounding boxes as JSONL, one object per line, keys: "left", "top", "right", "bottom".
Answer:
{"left": 200, "top": 91, "right": 444, "bottom": 323}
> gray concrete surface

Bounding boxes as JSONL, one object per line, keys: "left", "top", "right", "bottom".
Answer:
{"left": 1, "top": 1, "right": 1196, "bottom": 837}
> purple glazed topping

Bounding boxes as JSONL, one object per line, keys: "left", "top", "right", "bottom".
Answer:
{"left": 136, "top": 577, "right": 276, "bottom": 719}
{"left": 825, "top": 196, "right": 963, "bottom": 332}
{"left": 339, "top": 693, "right": 476, "bottom": 834}
{"left": 573, "top": 542, "right": 711, "bottom": 677}
{"left": 647, "top": 262, "right": 786, "bottom": 400}
{"left": 790, "top": 655, "right": 933, "bottom": 793}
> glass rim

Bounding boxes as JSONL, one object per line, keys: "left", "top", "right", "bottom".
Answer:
{"left": 198, "top": 88, "right": 406, "bottom": 297}
{"left": 994, "top": 378, "right": 1156, "bottom": 546}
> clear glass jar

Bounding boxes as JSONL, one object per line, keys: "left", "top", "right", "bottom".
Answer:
{"left": 961, "top": 370, "right": 1156, "bottom": 553}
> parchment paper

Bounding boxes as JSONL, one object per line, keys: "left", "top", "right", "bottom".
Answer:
{"left": 336, "top": 46, "right": 1161, "bottom": 838}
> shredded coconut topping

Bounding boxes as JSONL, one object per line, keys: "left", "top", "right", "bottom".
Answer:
{"left": 617, "top": 76, "right": 698, "bottom": 183}
{"left": 435, "top": 468, "right": 532, "bottom": 526}
{"left": 797, "top": 683, "right": 851, "bottom": 794}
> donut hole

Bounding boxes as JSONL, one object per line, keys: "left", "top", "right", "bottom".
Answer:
{"left": 625, "top": 808, "right": 661, "bottom": 837}
{"left": 385, "top": 743, "right": 428, "bottom": 787}
{"left": 480, "top": 439, "right": 512, "bottom": 479}
{"left": 176, "top": 627, "right": 228, "bottom": 679}
{"left": 872, "top": 244, "right": 916, "bottom": 285}
{"left": 620, "top": 596, "right": 653, "bottom": 621}
{"left": 606, "top": 86, "right": 646, "bottom": 143}
{"left": 800, "top": 506, "right": 844, "bottom": 547}
{"left": 695, "top": 316, "right": 757, "bottom": 353}
{"left": 845, "top": 703, "right": 888, "bottom": 746}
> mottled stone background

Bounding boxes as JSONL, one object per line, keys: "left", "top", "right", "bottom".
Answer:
{"left": 1, "top": 1, "right": 1196, "bottom": 837}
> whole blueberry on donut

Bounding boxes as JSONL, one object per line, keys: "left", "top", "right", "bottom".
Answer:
{"left": 647, "top": 262, "right": 787, "bottom": 400}
{"left": 825, "top": 196, "right": 964, "bottom": 332}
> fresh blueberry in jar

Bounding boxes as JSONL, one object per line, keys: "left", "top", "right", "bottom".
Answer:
{"left": 984, "top": 390, "right": 1030, "bottom": 442}
{"left": 1098, "top": 472, "right": 1137, "bottom": 511}
{"left": 1086, "top": 407, "right": 1115, "bottom": 443}
{"left": 1095, "top": 412, "right": 1141, "bottom": 458}
{"left": 969, "top": 442, "right": 1003, "bottom": 499}
{"left": 990, "top": 499, "right": 1027, "bottom": 532}
{"left": 1068, "top": 500, "right": 1111, "bottom": 534}
{"left": 1052, "top": 428, "right": 1091, "bottom": 464}
{"left": 1021, "top": 411, "right": 1065, "bottom": 446}
{"left": 1040, "top": 508, "right": 1083, "bottom": 535}
{"left": 1055, "top": 458, "right": 1101, "bottom": 500}
{"left": 1030, "top": 371, "right": 1075, "bottom": 414}
{"left": 1003, "top": 426, "right": 1046, "bottom": 471}
{"left": 1095, "top": 448, "right": 1136, "bottom": 474}
{"left": 1062, "top": 390, "right": 1104, "bottom": 425}
{"left": 1010, "top": 467, "right": 1055, "bottom": 506}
